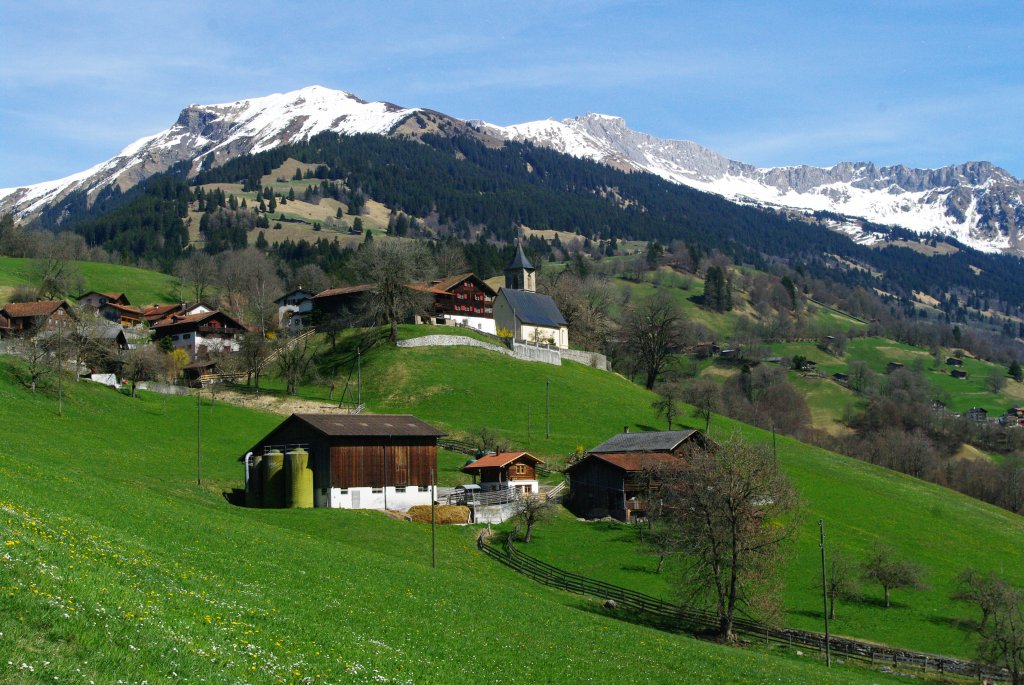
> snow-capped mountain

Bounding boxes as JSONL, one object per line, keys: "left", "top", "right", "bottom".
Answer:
{"left": 0, "top": 86, "right": 423, "bottom": 217}
{"left": 3, "top": 85, "right": 1022, "bottom": 253}
{"left": 482, "top": 114, "right": 1024, "bottom": 252}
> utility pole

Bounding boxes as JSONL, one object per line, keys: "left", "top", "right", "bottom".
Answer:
{"left": 196, "top": 387, "right": 202, "bottom": 486}
{"left": 819, "top": 519, "right": 831, "bottom": 667}
{"left": 772, "top": 422, "right": 777, "bottom": 460}
{"left": 527, "top": 403, "right": 531, "bottom": 442}
{"left": 431, "top": 468, "right": 437, "bottom": 569}
{"left": 56, "top": 316, "right": 63, "bottom": 417}
{"left": 545, "top": 378, "right": 550, "bottom": 439}
{"left": 356, "top": 347, "right": 361, "bottom": 407}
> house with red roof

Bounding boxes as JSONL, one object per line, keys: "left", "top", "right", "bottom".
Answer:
{"left": 565, "top": 429, "right": 711, "bottom": 521}
{"left": 462, "top": 451, "right": 544, "bottom": 496}
{"left": 77, "top": 291, "right": 144, "bottom": 327}
{"left": 0, "top": 300, "right": 75, "bottom": 335}
{"left": 151, "top": 310, "right": 248, "bottom": 361}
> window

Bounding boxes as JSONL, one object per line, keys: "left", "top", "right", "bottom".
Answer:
{"left": 515, "top": 463, "right": 527, "bottom": 475}
{"left": 183, "top": 333, "right": 191, "bottom": 339}
{"left": 338, "top": 488, "right": 348, "bottom": 495}
{"left": 372, "top": 487, "right": 383, "bottom": 493}
{"left": 418, "top": 486, "right": 429, "bottom": 492}
{"left": 394, "top": 486, "right": 406, "bottom": 493}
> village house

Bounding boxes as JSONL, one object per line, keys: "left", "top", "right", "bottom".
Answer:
{"left": 411, "top": 273, "right": 497, "bottom": 334}
{"left": 0, "top": 300, "right": 75, "bottom": 335}
{"left": 77, "top": 291, "right": 129, "bottom": 309}
{"left": 946, "top": 357, "right": 964, "bottom": 367}
{"left": 565, "top": 429, "right": 711, "bottom": 521}
{"left": 243, "top": 413, "right": 445, "bottom": 510}
{"left": 461, "top": 451, "right": 544, "bottom": 495}
{"left": 1002, "top": 407, "right": 1024, "bottom": 428}
{"left": 275, "top": 288, "right": 316, "bottom": 333}
{"left": 951, "top": 369, "right": 969, "bottom": 379}
{"left": 141, "top": 302, "right": 213, "bottom": 327}
{"left": 965, "top": 407, "right": 989, "bottom": 423}
{"left": 150, "top": 310, "right": 248, "bottom": 361}
{"left": 311, "top": 284, "right": 373, "bottom": 324}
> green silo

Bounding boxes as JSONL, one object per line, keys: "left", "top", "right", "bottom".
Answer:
{"left": 286, "top": 448, "right": 314, "bottom": 509}
{"left": 245, "top": 453, "right": 264, "bottom": 507}
{"left": 263, "top": 449, "right": 285, "bottom": 508}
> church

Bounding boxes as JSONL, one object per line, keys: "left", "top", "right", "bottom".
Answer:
{"left": 492, "top": 244, "right": 570, "bottom": 349}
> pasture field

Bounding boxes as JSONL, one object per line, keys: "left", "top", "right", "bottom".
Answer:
{"left": 0, "top": 256, "right": 179, "bottom": 306}
{"left": 0, "top": 355, "right": 903, "bottom": 684}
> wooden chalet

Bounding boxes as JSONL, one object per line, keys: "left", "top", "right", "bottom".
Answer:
{"left": 951, "top": 369, "right": 969, "bottom": 379}
{"left": 410, "top": 273, "right": 497, "bottom": 334}
{"left": 0, "top": 300, "right": 74, "bottom": 334}
{"left": 77, "top": 291, "right": 130, "bottom": 309}
{"left": 141, "top": 302, "right": 212, "bottom": 326}
{"left": 311, "top": 285, "right": 373, "bottom": 324}
{"left": 946, "top": 357, "right": 964, "bottom": 367}
{"left": 150, "top": 310, "right": 248, "bottom": 361}
{"left": 566, "top": 429, "right": 710, "bottom": 521}
{"left": 462, "top": 451, "right": 544, "bottom": 495}
{"left": 244, "top": 413, "right": 446, "bottom": 510}
{"left": 965, "top": 407, "right": 989, "bottom": 423}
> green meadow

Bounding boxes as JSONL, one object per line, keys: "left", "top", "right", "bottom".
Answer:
{"left": 0, "top": 355, "right": 905, "bottom": 685}
{"left": 0, "top": 256, "right": 179, "bottom": 306}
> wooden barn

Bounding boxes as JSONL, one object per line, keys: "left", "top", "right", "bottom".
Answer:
{"left": 462, "top": 451, "right": 544, "bottom": 495}
{"left": 565, "top": 429, "right": 711, "bottom": 521}
{"left": 244, "top": 413, "right": 445, "bottom": 510}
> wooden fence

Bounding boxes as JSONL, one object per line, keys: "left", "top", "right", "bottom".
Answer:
{"left": 477, "top": 534, "right": 1006, "bottom": 682}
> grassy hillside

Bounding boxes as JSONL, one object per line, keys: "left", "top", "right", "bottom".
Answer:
{"left": 0, "top": 256, "right": 178, "bottom": 306}
{"left": 251, "top": 327, "right": 1024, "bottom": 658}
{"left": 0, "top": 357, "right": 899, "bottom": 684}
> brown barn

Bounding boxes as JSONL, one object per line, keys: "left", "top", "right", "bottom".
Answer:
{"left": 565, "top": 429, "right": 711, "bottom": 521}
{"left": 462, "top": 451, "right": 544, "bottom": 495}
{"left": 245, "top": 413, "right": 446, "bottom": 510}
{"left": 0, "top": 300, "right": 75, "bottom": 334}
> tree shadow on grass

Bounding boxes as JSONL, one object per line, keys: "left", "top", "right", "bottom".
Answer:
{"left": 927, "top": 614, "right": 975, "bottom": 632}
{"left": 571, "top": 597, "right": 709, "bottom": 636}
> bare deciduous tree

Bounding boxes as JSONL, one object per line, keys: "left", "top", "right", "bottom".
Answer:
{"left": 121, "top": 346, "right": 165, "bottom": 398}
{"left": 174, "top": 251, "right": 218, "bottom": 303}
{"left": 861, "top": 543, "right": 926, "bottom": 608}
{"left": 622, "top": 293, "right": 684, "bottom": 389}
{"left": 513, "top": 494, "right": 553, "bottom": 544}
{"left": 953, "top": 569, "right": 1024, "bottom": 685}
{"left": 652, "top": 434, "right": 802, "bottom": 640}
{"left": 823, "top": 547, "right": 859, "bottom": 619}
{"left": 353, "top": 240, "right": 434, "bottom": 343}
{"left": 684, "top": 378, "right": 721, "bottom": 432}
{"left": 276, "top": 333, "right": 320, "bottom": 395}
{"left": 651, "top": 382, "right": 683, "bottom": 430}
{"left": 218, "top": 248, "right": 283, "bottom": 333}
{"left": 10, "top": 333, "right": 52, "bottom": 393}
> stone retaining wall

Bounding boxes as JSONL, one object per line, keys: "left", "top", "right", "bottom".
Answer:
{"left": 561, "top": 348, "right": 609, "bottom": 370}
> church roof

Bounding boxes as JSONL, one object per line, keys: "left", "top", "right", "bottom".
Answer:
{"left": 500, "top": 289, "right": 567, "bottom": 327}
{"left": 505, "top": 243, "right": 534, "bottom": 272}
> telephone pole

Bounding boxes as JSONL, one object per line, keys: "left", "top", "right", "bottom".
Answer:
{"left": 819, "top": 519, "right": 831, "bottom": 667}
{"left": 545, "top": 378, "right": 550, "bottom": 439}
{"left": 196, "top": 387, "right": 202, "bottom": 486}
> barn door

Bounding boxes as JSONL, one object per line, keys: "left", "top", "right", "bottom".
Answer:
{"left": 392, "top": 445, "right": 410, "bottom": 485}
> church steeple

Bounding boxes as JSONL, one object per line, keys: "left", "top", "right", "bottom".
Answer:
{"left": 504, "top": 242, "right": 536, "bottom": 292}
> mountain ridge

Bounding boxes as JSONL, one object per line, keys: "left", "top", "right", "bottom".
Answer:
{"left": 3, "top": 85, "right": 1022, "bottom": 252}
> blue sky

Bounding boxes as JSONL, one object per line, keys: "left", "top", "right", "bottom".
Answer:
{"left": 1, "top": 0, "right": 1022, "bottom": 188}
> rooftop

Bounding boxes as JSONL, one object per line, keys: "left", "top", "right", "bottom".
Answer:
{"left": 463, "top": 451, "right": 544, "bottom": 470}
{"left": 587, "top": 452, "right": 682, "bottom": 472}
{"left": 506, "top": 243, "right": 535, "bottom": 271}
{"left": 1, "top": 300, "right": 68, "bottom": 319}
{"left": 290, "top": 413, "right": 446, "bottom": 438}
{"left": 589, "top": 430, "right": 701, "bottom": 454}
{"left": 499, "top": 289, "right": 567, "bottom": 327}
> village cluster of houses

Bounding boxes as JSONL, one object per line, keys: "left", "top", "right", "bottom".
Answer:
{"left": 0, "top": 246, "right": 571, "bottom": 384}
{"left": 244, "top": 409, "right": 705, "bottom": 524}
{"left": 279, "top": 245, "right": 570, "bottom": 349}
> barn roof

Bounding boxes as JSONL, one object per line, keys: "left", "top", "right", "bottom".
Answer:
{"left": 290, "top": 413, "right": 446, "bottom": 437}
{"left": 79, "top": 291, "right": 129, "bottom": 304}
{"left": 499, "top": 289, "right": 567, "bottom": 327}
{"left": 1, "top": 300, "right": 69, "bottom": 319}
{"left": 463, "top": 451, "right": 544, "bottom": 470}
{"left": 589, "top": 430, "right": 700, "bottom": 454}
{"left": 313, "top": 284, "right": 373, "bottom": 299}
{"left": 566, "top": 452, "right": 681, "bottom": 473}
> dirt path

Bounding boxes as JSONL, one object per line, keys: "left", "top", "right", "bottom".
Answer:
{"left": 211, "top": 389, "right": 345, "bottom": 416}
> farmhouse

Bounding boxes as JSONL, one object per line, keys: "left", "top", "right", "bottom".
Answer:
{"left": 0, "top": 300, "right": 75, "bottom": 334}
{"left": 965, "top": 407, "right": 989, "bottom": 423}
{"left": 565, "top": 429, "right": 710, "bottom": 521}
{"left": 950, "top": 369, "right": 968, "bottom": 379}
{"left": 141, "top": 302, "right": 213, "bottom": 326}
{"left": 311, "top": 284, "right": 373, "bottom": 324}
{"left": 77, "top": 291, "right": 129, "bottom": 309}
{"left": 462, "top": 451, "right": 544, "bottom": 495}
{"left": 275, "top": 288, "right": 315, "bottom": 333}
{"left": 151, "top": 310, "right": 248, "bottom": 361}
{"left": 411, "top": 272, "right": 497, "bottom": 334}
{"left": 946, "top": 357, "right": 963, "bottom": 367}
{"left": 244, "top": 413, "right": 446, "bottom": 510}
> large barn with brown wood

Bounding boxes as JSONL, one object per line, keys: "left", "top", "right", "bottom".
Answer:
{"left": 565, "top": 429, "right": 710, "bottom": 521}
{"left": 244, "top": 413, "right": 446, "bottom": 510}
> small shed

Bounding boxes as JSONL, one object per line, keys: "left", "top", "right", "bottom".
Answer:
{"left": 946, "top": 357, "right": 963, "bottom": 367}
{"left": 245, "top": 413, "right": 446, "bottom": 510}
{"left": 951, "top": 369, "right": 968, "bottom": 379}
{"left": 462, "top": 451, "right": 544, "bottom": 495}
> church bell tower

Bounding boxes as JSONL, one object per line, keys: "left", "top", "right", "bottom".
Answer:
{"left": 504, "top": 242, "right": 536, "bottom": 292}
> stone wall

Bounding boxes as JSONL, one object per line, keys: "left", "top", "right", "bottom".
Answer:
{"left": 560, "top": 348, "right": 609, "bottom": 371}
{"left": 511, "top": 342, "right": 562, "bottom": 366}
{"left": 397, "top": 335, "right": 512, "bottom": 357}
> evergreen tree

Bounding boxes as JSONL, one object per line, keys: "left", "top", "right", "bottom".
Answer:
{"left": 255, "top": 231, "right": 268, "bottom": 249}
{"left": 1010, "top": 360, "right": 1023, "bottom": 382}
{"left": 268, "top": 194, "right": 277, "bottom": 212}
{"left": 288, "top": 187, "right": 296, "bottom": 201}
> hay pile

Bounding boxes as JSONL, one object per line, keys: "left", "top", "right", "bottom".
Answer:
{"left": 406, "top": 505, "right": 470, "bottom": 524}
